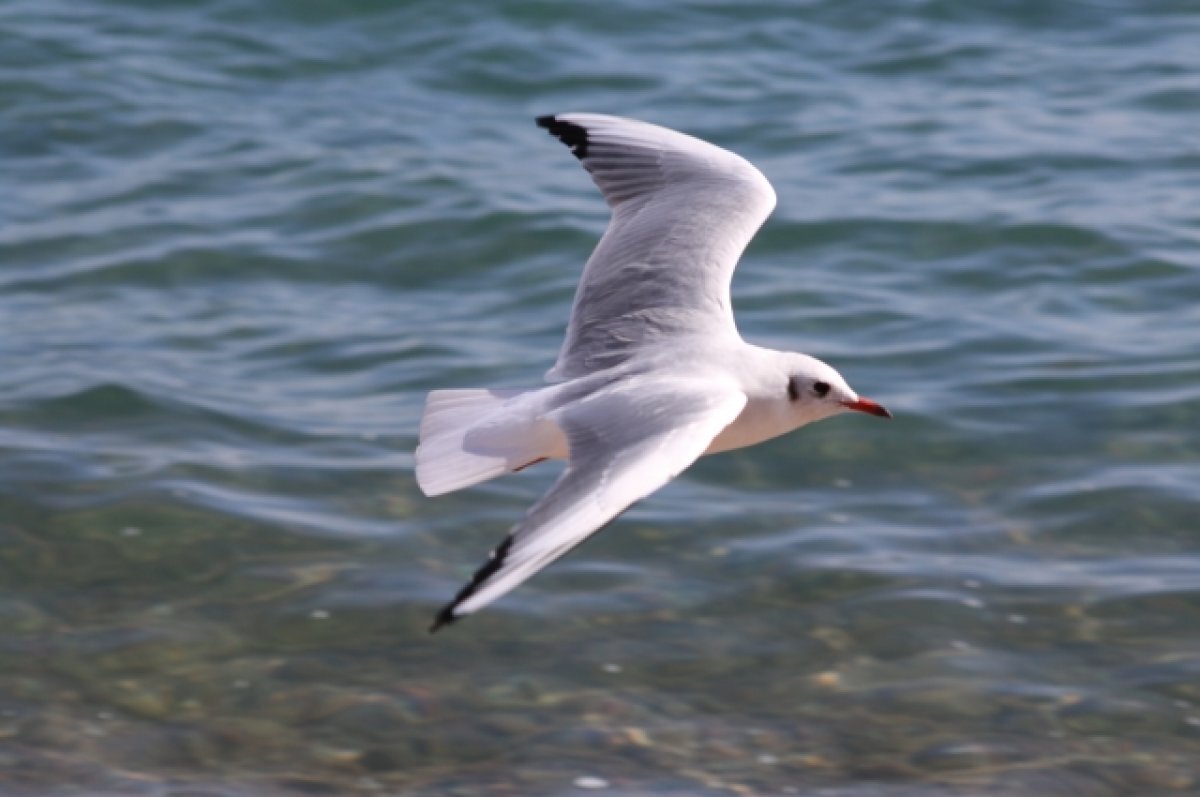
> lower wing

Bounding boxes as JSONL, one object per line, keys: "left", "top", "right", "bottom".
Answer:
{"left": 430, "top": 376, "right": 746, "bottom": 631}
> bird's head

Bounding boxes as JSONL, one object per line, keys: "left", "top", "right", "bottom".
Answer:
{"left": 782, "top": 353, "right": 891, "bottom": 427}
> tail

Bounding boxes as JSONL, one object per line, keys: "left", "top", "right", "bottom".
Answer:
{"left": 415, "top": 388, "right": 553, "bottom": 497}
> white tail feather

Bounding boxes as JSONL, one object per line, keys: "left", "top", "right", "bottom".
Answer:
{"left": 416, "top": 388, "right": 554, "bottom": 497}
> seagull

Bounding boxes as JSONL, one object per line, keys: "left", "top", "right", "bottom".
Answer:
{"left": 417, "top": 113, "right": 890, "bottom": 632}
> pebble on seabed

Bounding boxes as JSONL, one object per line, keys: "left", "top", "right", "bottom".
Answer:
{"left": 573, "top": 775, "right": 609, "bottom": 789}
{"left": 812, "top": 671, "right": 841, "bottom": 689}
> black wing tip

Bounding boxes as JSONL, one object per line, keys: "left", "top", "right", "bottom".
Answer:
{"left": 428, "top": 534, "right": 516, "bottom": 634}
{"left": 536, "top": 114, "right": 589, "bottom": 160}
{"left": 428, "top": 604, "right": 458, "bottom": 634}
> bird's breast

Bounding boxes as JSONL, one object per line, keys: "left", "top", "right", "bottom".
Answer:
{"left": 703, "top": 398, "right": 792, "bottom": 456}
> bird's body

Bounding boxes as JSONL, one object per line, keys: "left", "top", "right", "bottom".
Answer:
{"left": 417, "top": 113, "right": 890, "bottom": 631}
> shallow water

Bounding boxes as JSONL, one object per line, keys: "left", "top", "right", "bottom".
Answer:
{"left": 3, "top": 0, "right": 1200, "bottom": 794}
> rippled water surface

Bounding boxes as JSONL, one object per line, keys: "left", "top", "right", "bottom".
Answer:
{"left": 3, "top": 1, "right": 1200, "bottom": 795}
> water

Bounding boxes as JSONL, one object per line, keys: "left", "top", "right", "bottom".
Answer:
{"left": 3, "top": 0, "right": 1200, "bottom": 794}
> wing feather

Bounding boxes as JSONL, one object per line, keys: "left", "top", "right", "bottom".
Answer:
{"left": 537, "top": 113, "right": 777, "bottom": 380}
{"left": 430, "top": 379, "right": 746, "bottom": 630}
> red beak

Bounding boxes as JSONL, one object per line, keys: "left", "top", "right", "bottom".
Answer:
{"left": 841, "top": 397, "right": 892, "bottom": 418}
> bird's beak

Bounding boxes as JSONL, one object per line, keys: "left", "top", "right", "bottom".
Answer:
{"left": 841, "top": 397, "right": 892, "bottom": 418}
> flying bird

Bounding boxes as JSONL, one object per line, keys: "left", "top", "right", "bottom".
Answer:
{"left": 417, "top": 113, "right": 890, "bottom": 632}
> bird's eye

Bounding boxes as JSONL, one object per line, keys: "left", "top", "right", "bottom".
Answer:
{"left": 787, "top": 378, "right": 800, "bottom": 402}
{"left": 812, "top": 381, "right": 831, "bottom": 398}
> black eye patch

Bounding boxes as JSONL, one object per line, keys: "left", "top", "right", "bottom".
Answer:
{"left": 813, "top": 380, "right": 831, "bottom": 398}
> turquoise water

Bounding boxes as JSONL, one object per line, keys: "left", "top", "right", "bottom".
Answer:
{"left": 3, "top": 0, "right": 1200, "bottom": 794}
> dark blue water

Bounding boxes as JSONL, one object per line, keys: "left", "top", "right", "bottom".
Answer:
{"left": 3, "top": 1, "right": 1200, "bottom": 794}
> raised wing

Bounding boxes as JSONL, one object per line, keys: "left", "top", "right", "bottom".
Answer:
{"left": 537, "top": 113, "right": 777, "bottom": 381}
{"left": 429, "top": 377, "right": 747, "bottom": 631}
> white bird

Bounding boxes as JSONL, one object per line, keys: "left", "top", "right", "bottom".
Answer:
{"left": 417, "top": 113, "right": 890, "bottom": 632}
